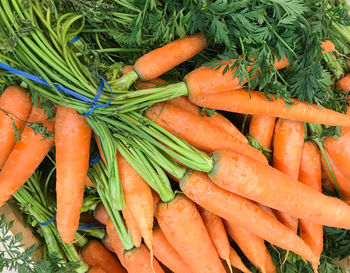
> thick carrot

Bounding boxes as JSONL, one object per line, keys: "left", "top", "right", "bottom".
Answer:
{"left": 225, "top": 222, "right": 276, "bottom": 273}
{"left": 336, "top": 74, "right": 350, "bottom": 92}
{"left": 249, "top": 116, "right": 276, "bottom": 149}
{"left": 134, "top": 33, "right": 207, "bottom": 81}
{"left": 106, "top": 219, "right": 125, "bottom": 266}
{"left": 117, "top": 152, "right": 154, "bottom": 250}
{"left": 152, "top": 226, "right": 192, "bottom": 273}
{"left": 145, "top": 103, "right": 267, "bottom": 164}
{"left": 123, "top": 244, "right": 164, "bottom": 273}
{"left": 299, "top": 142, "right": 323, "bottom": 260}
{"left": 156, "top": 194, "right": 226, "bottom": 273}
{"left": 94, "top": 203, "right": 109, "bottom": 225}
{"left": 189, "top": 89, "right": 350, "bottom": 126}
{"left": 122, "top": 206, "right": 142, "bottom": 248}
{"left": 85, "top": 176, "right": 95, "bottom": 187}
{"left": 55, "top": 106, "right": 92, "bottom": 243}
{"left": 229, "top": 247, "right": 251, "bottom": 273}
{"left": 209, "top": 150, "right": 350, "bottom": 230}
{"left": 88, "top": 267, "right": 106, "bottom": 273}
{"left": 0, "top": 86, "right": 32, "bottom": 168}
{"left": 0, "top": 104, "right": 54, "bottom": 206}
{"left": 184, "top": 56, "right": 289, "bottom": 97}
{"left": 180, "top": 171, "right": 317, "bottom": 266}
{"left": 198, "top": 208, "right": 232, "bottom": 272}
{"left": 81, "top": 240, "right": 126, "bottom": 273}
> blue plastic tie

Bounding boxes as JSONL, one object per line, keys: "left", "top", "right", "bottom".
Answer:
{"left": 67, "top": 34, "right": 81, "bottom": 45}
{"left": 36, "top": 216, "right": 106, "bottom": 229}
{"left": 36, "top": 215, "right": 56, "bottom": 226}
{"left": 89, "top": 152, "right": 101, "bottom": 167}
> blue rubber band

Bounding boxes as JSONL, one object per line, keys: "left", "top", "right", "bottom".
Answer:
{"left": 36, "top": 216, "right": 106, "bottom": 229}
{"left": 67, "top": 34, "right": 81, "bottom": 45}
{"left": 36, "top": 215, "right": 56, "bottom": 226}
{"left": 89, "top": 152, "right": 101, "bottom": 167}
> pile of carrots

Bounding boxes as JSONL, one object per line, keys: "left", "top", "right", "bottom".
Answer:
{"left": 2, "top": 33, "right": 350, "bottom": 273}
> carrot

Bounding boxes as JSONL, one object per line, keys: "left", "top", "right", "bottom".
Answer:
{"left": 81, "top": 240, "right": 127, "bottom": 273}
{"left": 136, "top": 78, "right": 167, "bottom": 90}
{"left": 123, "top": 65, "right": 134, "bottom": 74}
{"left": 336, "top": 74, "right": 350, "bottom": 93}
{"left": 134, "top": 33, "right": 207, "bottom": 81}
{"left": 0, "top": 104, "right": 54, "bottom": 206}
{"left": 117, "top": 152, "right": 154, "bottom": 250}
{"left": 180, "top": 171, "right": 317, "bottom": 266}
{"left": 152, "top": 226, "right": 192, "bottom": 273}
{"left": 156, "top": 194, "right": 226, "bottom": 273}
{"left": 94, "top": 203, "right": 109, "bottom": 225}
{"left": 123, "top": 244, "right": 164, "bottom": 273}
{"left": 229, "top": 247, "right": 251, "bottom": 273}
{"left": 225, "top": 222, "right": 276, "bottom": 273}
{"left": 198, "top": 207, "right": 232, "bottom": 272}
{"left": 151, "top": 190, "right": 161, "bottom": 216}
{"left": 249, "top": 116, "right": 276, "bottom": 149}
{"left": 102, "top": 235, "right": 115, "bottom": 253}
{"left": 321, "top": 40, "right": 336, "bottom": 54}
{"left": 88, "top": 267, "right": 106, "bottom": 273}
{"left": 209, "top": 150, "right": 350, "bottom": 230}
{"left": 184, "top": 56, "right": 289, "bottom": 97}
{"left": 189, "top": 88, "right": 350, "bottom": 126}
{"left": 85, "top": 176, "right": 95, "bottom": 187}
{"left": 145, "top": 103, "right": 267, "bottom": 164}
{"left": 0, "top": 86, "right": 32, "bottom": 168}
{"left": 299, "top": 142, "right": 323, "bottom": 260}
{"left": 55, "top": 105, "right": 92, "bottom": 243}
{"left": 106, "top": 219, "right": 125, "bottom": 266}
{"left": 122, "top": 206, "right": 142, "bottom": 248}
{"left": 258, "top": 204, "right": 276, "bottom": 219}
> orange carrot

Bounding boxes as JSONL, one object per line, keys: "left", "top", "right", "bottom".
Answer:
{"left": 189, "top": 89, "right": 350, "bottom": 126}
{"left": 106, "top": 219, "right": 125, "bottom": 266}
{"left": 81, "top": 240, "right": 127, "bottom": 273}
{"left": 85, "top": 176, "right": 95, "bottom": 187}
{"left": 249, "top": 116, "right": 276, "bottom": 149}
{"left": 151, "top": 190, "right": 161, "bottom": 216}
{"left": 152, "top": 226, "right": 192, "bottom": 273}
{"left": 198, "top": 207, "right": 232, "bottom": 272}
{"left": 117, "top": 152, "right": 154, "bottom": 250}
{"left": 321, "top": 40, "right": 336, "bottom": 54}
{"left": 0, "top": 86, "right": 32, "bottom": 168}
{"left": 136, "top": 78, "right": 167, "bottom": 90}
{"left": 299, "top": 142, "right": 323, "bottom": 260}
{"left": 156, "top": 194, "right": 226, "bottom": 273}
{"left": 0, "top": 104, "right": 54, "bottom": 206}
{"left": 94, "top": 203, "right": 109, "bottom": 225}
{"left": 209, "top": 150, "right": 350, "bottom": 230}
{"left": 55, "top": 106, "right": 92, "bottom": 243}
{"left": 122, "top": 206, "right": 142, "bottom": 248}
{"left": 88, "top": 267, "right": 106, "bottom": 273}
{"left": 229, "top": 247, "right": 251, "bottom": 273}
{"left": 225, "top": 222, "right": 276, "bottom": 273}
{"left": 123, "top": 65, "right": 134, "bottom": 74}
{"left": 134, "top": 33, "right": 207, "bottom": 80}
{"left": 180, "top": 171, "right": 317, "bottom": 266}
{"left": 336, "top": 74, "right": 350, "bottom": 93}
{"left": 145, "top": 103, "right": 267, "bottom": 164}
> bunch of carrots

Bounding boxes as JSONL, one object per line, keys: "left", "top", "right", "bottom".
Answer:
{"left": 2, "top": 6, "right": 350, "bottom": 272}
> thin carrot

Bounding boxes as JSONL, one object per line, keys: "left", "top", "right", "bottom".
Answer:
{"left": 156, "top": 194, "right": 226, "bottom": 273}
{"left": 122, "top": 206, "right": 142, "bottom": 248}
{"left": 229, "top": 247, "right": 251, "bottom": 273}
{"left": 0, "top": 104, "right": 54, "bottom": 206}
{"left": 180, "top": 171, "right": 317, "bottom": 266}
{"left": 249, "top": 115, "right": 276, "bottom": 149}
{"left": 225, "top": 221, "right": 276, "bottom": 273}
{"left": 56, "top": 106, "right": 92, "bottom": 243}
{"left": 198, "top": 207, "right": 232, "bottom": 272}
{"left": 136, "top": 78, "right": 167, "bottom": 90}
{"left": 0, "top": 86, "right": 32, "bottom": 168}
{"left": 88, "top": 267, "right": 106, "bottom": 273}
{"left": 94, "top": 203, "right": 109, "bottom": 225}
{"left": 152, "top": 226, "right": 192, "bottom": 273}
{"left": 81, "top": 240, "right": 127, "bottom": 273}
{"left": 299, "top": 142, "right": 323, "bottom": 260}
{"left": 189, "top": 89, "right": 350, "bottom": 126}
{"left": 134, "top": 33, "right": 207, "bottom": 81}
{"left": 106, "top": 219, "right": 125, "bottom": 265}
{"left": 117, "top": 152, "right": 154, "bottom": 250}
{"left": 209, "top": 150, "right": 350, "bottom": 230}
{"left": 145, "top": 103, "right": 267, "bottom": 164}
{"left": 85, "top": 176, "right": 95, "bottom": 187}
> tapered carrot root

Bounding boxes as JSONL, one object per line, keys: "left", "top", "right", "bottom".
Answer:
{"left": 229, "top": 247, "right": 251, "bottom": 273}
{"left": 106, "top": 219, "right": 126, "bottom": 267}
{"left": 156, "top": 194, "right": 226, "bottom": 273}
{"left": 145, "top": 103, "right": 267, "bottom": 164}
{"left": 94, "top": 203, "right": 109, "bottom": 225}
{"left": 225, "top": 222, "right": 276, "bottom": 273}
{"left": 152, "top": 226, "right": 192, "bottom": 273}
{"left": 85, "top": 176, "right": 95, "bottom": 187}
{"left": 209, "top": 150, "right": 350, "bottom": 230}
{"left": 249, "top": 115, "right": 276, "bottom": 149}
{"left": 56, "top": 106, "right": 92, "bottom": 243}
{"left": 0, "top": 86, "right": 32, "bottom": 168}
{"left": 180, "top": 170, "right": 317, "bottom": 266}
{"left": 0, "top": 104, "right": 54, "bottom": 206}
{"left": 81, "top": 240, "right": 126, "bottom": 273}
{"left": 122, "top": 206, "right": 142, "bottom": 248}
{"left": 190, "top": 89, "right": 350, "bottom": 127}
{"left": 134, "top": 33, "right": 207, "bottom": 80}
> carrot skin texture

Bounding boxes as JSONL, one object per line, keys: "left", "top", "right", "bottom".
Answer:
{"left": 156, "top": 195, "right": 226, "bottom": 273}
{"left": 0, "top": 105, "right": 54, "bottom": 206}
{"left": 336, "top": 74, "right": 350, "bottom": 92}
{"left": 229, "top": 247, "right": 251, "bottom": 273}
{"left": 122, "top": 206, "right": 142, "bottom": 247}
{"left": 0, "top": 86, "right": 32, "bottom": 168}
{"left": 134, "top": 33, "right": 207, "bottom": 80}
{"left": 106, "top": 219, "right": 126, "bottom": 267}
{"left": 249, "top": 115, "right": 276, "bottom": 149}
{"left": 102, "top": 235, "right": 115, "bottom": 253}
{"left": 189, "top": 89, "right": 350, "bottom": 127}
{"left": 180, "top": 171, "right": 316, "bottom": 265}
{"left": 81, "top": 240, "right": 126, "bottom": 273}
{"left": 145, "top": 103, "right": 267, "bottom": 164}
{"left": 55, "top": 106, "right": 92, "bottom": 243}
{"left": 209, "top": 150, "right": 350, "bottom": 230}
{"left": 94, "top": 203, "right": 109, "bottom": 225}
{"left": 85, "top": 176, "right": 95, "bottom": 187}
{"left": 152, "top": 226, "right": 193, "bottom": 273}
{"left": 225, "top": 222, "right": 276, "bottom": 273}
